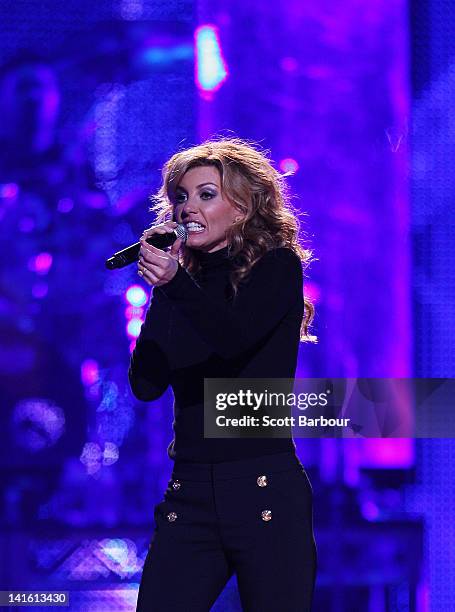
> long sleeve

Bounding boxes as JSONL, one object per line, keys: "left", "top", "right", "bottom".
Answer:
{"left": 128, "top": 295, "right": 171, "bottom": 402}
{"left": 157, "top": 247, "right": 303, "bottom": 360}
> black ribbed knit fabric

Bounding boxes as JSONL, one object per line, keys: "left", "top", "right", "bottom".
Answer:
{"left": 128, "top": 246, "right": 304, "bottom": 463}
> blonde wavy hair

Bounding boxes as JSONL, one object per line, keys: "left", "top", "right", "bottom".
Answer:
{"left": 150, "top": 137, "right": 317, "bottom": 343}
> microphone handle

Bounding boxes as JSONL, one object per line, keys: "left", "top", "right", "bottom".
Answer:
{"left": 105, "top": 230, "right": 178, "bottom": 270}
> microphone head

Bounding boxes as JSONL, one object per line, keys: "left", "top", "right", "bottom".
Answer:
{"left": 175, "top": 223, "right": 189, "bottom": 243}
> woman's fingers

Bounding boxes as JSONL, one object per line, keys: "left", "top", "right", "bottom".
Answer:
{"left": 138, "top": 259, "right": 162, "bottom": 284}
{"left": 138, "top": 241, "right": 179, "bottom": 286}
{"left": 137, "top": 257, "right": 159, "bottom": 282}
{"left": 169, "top": 237, "right": 183, "bottom": 258}
{"left": 137, "top": 247, "right": 161, "bottom": 283}
{"left": 139, "top": 240, "right": 167, "bottom": 264}
{"left": 137, "top": 222, "right": 181, "bottom": 286}
{"left": 142, "top": 221, "right": 178, "bottom": 240}
{"left": 140, "top": 222, "right": 181, "bottom": 265}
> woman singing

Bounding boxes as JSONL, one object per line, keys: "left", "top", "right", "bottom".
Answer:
{"left": 129, "top": 137, "right": 317, "bottom": 611}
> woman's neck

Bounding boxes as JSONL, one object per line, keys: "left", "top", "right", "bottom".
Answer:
{"left": 192, "top": 245, "right": 231, "bottom": 269}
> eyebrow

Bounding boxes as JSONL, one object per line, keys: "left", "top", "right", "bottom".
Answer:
{"left": 176, "top": 182, "right": 219, "bottom": 191}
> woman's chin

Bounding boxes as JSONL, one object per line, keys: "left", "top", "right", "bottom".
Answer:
{"left": 185, "top": 232, "right": 228, "bottom": 252}
{"left": 186, "top": 232, "right": 206, "bottom": 245}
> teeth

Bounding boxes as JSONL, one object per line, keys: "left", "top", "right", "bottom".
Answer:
{"left": 186, "top": 222, "right": 205, "bottom": 232}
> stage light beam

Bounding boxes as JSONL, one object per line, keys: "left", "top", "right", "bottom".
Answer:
{"left": 195, "top": 25, "right": 228, "bottom": 95}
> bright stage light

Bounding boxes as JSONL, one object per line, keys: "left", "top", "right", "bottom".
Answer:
{"left": 81, "top": 359, "right": 100, "bottom": 387}
{"left": 279, "top": 158, "right": 299, "bottom": 174}
{"left": 195, "top": 25, "right": 228, "bottom": 93}
{"left": 126, "top": 317, "right": 143, "bottom": 338}
{"left": 28, "top": 252, "right": 53, "bottom": 274}
{"left": 125, "top": 285, "right": 148, "bottom": 307}
{"left": 125, "top": 305, "right": 144, "bottom": 320}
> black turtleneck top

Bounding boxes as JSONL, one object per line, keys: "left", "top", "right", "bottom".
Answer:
{"left": 128, "top": 245, "right": 304, "bottom": 463}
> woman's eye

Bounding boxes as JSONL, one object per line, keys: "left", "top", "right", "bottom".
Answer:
{"left": 175, "top": 193, "right": 187, "bottom": 204}
{"left": 200, "top": 191, "right": 215, "bottom": 200}
{"left": 174, "top": 191, "right": 215, "bottom": 204}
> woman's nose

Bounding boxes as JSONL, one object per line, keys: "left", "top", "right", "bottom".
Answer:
{"left": 181, "top": 197, "right": 199, "bottom": 218}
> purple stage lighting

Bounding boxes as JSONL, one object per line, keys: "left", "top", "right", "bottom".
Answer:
{"left": 126, "top": 317, "right": 143, "bottom": 338}
{"left": 12, "top": 398, "right": 65, "bottom": 452}
{"left": 28, "top": 252, "right": 53, "bottom": 275}
{"left": 195, "top": 25, "right": 228, "bottom": 95}
{"left": 279, "top": 157, "right": 299, "bottom": 174}
{"left": 125, "top": 285, "right": 147, "bottom": 307}
{"left": 81, "top": 359, "right": 100, "bottom": 387}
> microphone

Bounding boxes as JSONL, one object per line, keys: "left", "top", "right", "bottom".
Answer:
{"left": 105, "top": 223, "right": 188, "bottom": 270}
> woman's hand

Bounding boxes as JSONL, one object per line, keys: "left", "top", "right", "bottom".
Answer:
{"left": 137, "top": 221, "right": 184, "bottom": 287}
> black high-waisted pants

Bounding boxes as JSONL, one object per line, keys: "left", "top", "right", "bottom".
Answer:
{"left": 136, "top": 451, "right": 317, "bottom": 611}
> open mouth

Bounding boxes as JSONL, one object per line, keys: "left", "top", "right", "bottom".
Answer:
{"left": 185, "top": 222, "right": 206, "bottom": 234}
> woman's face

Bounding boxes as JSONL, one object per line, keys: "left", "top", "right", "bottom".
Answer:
{"left": 173, "top": 165, "right": 240, "bottom": 253}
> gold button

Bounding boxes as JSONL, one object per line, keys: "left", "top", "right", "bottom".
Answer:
{"left": 257, "top": 475, "right": 268, "bottom": 487}
{"left": 261, "top": 509, "right": 272, "bottom": 522}
{"left": 167, "top": 512, "right": 178, "bottom": 522}
{"left": 172, "top": 480, "right": 181, "bottom": 491}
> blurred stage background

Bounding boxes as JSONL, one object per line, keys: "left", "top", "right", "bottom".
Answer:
{"left": 0, "top": 0, "right": 453, "bottom": 610}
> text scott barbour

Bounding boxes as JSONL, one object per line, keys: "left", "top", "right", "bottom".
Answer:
{"left": 215, "top": 415, "right": 350, "bottom": 428}
{"left": 213, "top": 389, "right": 350, "bottom": 429}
